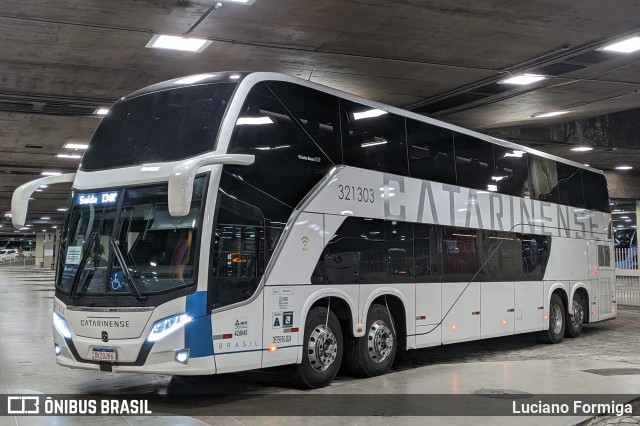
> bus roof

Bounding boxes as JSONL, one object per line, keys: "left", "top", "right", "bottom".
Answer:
{"left": 122, "top": 71, "right": 605, "bottom": 177}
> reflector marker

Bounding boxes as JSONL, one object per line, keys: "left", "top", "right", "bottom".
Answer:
{"left": 507, "top": 308, "right": 515, "bottom": 312}
{"left": 472, "top": 311, "right": 480, "bottom": 316}
{"left": 416, "top": 315, "right": 427, "bottom": 320}
{"left": 537, "top": 306, "right": 544, "bottom": 310}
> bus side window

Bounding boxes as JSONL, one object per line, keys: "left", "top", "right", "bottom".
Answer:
{"left": 493, "top": 146, "right": 531, "bottom": 198}
{"left": 340, "top": 100, "right": 408, "bottom": 175}
{"left": 453, "top": 133, "right": 495, "bottom": 192}
{"left": 407, "top": 121, "right": 456, "bottom": 185}
{"left": 414, "top": 223, "right": 441, "bottom": 283}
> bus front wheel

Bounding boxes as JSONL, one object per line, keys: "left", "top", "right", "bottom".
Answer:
{"left": 346, "top": 303, "right": 397, "bottom": 377}
{"left": 290, "top": 306, "right": 343, "bottom": 389}
{"left": 540, "top": 294, "right": 565, "bottom": 344}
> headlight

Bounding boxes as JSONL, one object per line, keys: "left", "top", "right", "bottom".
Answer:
{"left": 53, "top": 311, "right": 72, "bottom": 339}
{"left": 148, "top": 314, "right": 193, "bottom": 342}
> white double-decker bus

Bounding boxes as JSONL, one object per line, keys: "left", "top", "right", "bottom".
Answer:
{"left": 13, "top": 72, "right": 615, "bottom": 388}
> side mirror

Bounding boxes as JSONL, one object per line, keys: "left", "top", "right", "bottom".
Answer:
{"left": 11, "top": 173, "right": 76, "bottom": 228}
{"left": 168, "top": 152, "right": 255, "bottom": 216}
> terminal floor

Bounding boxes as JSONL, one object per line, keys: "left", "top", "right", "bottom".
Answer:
{"left": 1, "top": 266, "right": 639, "bottom": 425}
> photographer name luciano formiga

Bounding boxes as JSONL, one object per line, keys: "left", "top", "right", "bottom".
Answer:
{"left": 512, "top": 400, "right": 633, "bottom": 416}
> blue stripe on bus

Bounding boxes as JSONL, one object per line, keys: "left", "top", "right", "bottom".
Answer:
{"left": 185, "top": 291, "right": 207, "bottom": 318}
{"left": 185, "top": 292, "right": 213, "bottom": 358}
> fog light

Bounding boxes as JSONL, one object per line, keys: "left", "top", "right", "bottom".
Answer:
{"left": 175, "top": 349, "right": 190, "bottom": 364}
{"left": 54, "top": 344, "right": 61, "bottom": 356}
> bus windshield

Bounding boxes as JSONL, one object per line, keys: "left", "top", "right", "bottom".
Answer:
{"left": 56, "top": 177, "right": 206, "bottom": 298}
{"left": 81, "top": 82, "right": 237, "bottom": 171}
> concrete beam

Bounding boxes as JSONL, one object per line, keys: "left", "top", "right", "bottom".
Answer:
{"left": 485, "top": 107, "right": 640, "bottom": 150}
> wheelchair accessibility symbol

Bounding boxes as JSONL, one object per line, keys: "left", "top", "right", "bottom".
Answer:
{"left": 110, "top": 272, "right": 124, "bottom": 292}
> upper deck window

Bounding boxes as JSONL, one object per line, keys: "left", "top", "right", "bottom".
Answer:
{"left": 81, "top": 82, "right": 236, "bottom": 171}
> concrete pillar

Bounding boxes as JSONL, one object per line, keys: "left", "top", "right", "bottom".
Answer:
{"left": 36, "top": 232, "right": 56, "bottom": 269}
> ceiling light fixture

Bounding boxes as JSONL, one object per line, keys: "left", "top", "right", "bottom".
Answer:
{"left": 41, "top": 217, "right": 50, "bottom": 220}
{"left": 499, "top": 74, "right": 547, "bottom": 85}
{"left": 602, "top": 36, "right": 640, "bottom": 53}
{"left": 615, "top": 165, "right": 633, "bottom": 170}
{"left": 531, "top": 111, "right": 569, "bottom": 119}
{"left": 94, "top": 108, "right": 109, "bottom": 116}
{"left": 57, "top": 208, "right": 66, "bottom": 212}
{"left": 41, "top": 171, "right": 62, "bottom": 176}
{"left": 63, "top": 143, "right": 89, "bottom": 150}
{"left": 174, "top": 74, "right": 217, "bottom": 85}
{"left": 353, "top": 109, "right": 387, "bottom": 120}
{"left": 56, "top": 154, "right": 82, "bottom": 159}
{"left": 570, "top": 146, "right": 593, "bottom": 152}
{"left": 236, "top": 117, "right": 274, "bottom": 125}
{"left": 146, "top": 34, "right": 212, "bottom": 53}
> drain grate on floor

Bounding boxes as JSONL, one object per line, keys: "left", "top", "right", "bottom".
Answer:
{"left": 582, "top": 368, "right": 640, "bottom": 376}
{"left": 474, "top": 389, "right": 533, "bottom": 399}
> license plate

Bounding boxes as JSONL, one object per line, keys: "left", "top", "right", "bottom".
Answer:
{"left": 92, "top": 348, "right": 117, "bottom": 362}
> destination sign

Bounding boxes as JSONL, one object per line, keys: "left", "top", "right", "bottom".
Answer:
{"left": 76, "top": 191, "right": 119, "bottom": 206}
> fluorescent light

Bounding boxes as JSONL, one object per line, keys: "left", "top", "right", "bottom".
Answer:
{"left": 41, "top": 171, "right": 62, "bottom": 176}
{"left": 361, "top": 140, "right": 388, "bottom": 148}
{"left": 615, "top": 165, "right": 633, "bottom": 170}
{"left": 56, "top": 154, "right": 82, "bottom": 159}
{"left": 39, "top": 185, "right": 48, "bottom": 188}
{"left": 253, "top": 145, "right": 290, "bottom": 150}
{"left": 487, "top": 184, "right": 498, "bottom": 192}
{"left": 499, "top": 74, "right": 546, "bottom": 85}
{"left": 174, "top": 74, "right": 216, "bottom": 85}
{"left": 4, "top": 213, "right": 11, "bottom": 218}
{"left": 63, "top": 143, "right": 88, "bottom": 150}
{"left": 491, "top": 176, "right": 505, "bottom": 181}
{"left": 584, "top": 164, "right": 590, "bottom": 167}
{"left": 503, "top": 150, "right": 525, "bottom": 158}
{"left": 570, "top": 146, "right": 593, "bottom": 152}
{"left": 353, "top": 109, "right": 387, "bottom": 120}
{"left": 602, "top": 36, "right": 640, "bottom": 53}
{"left": 236, "top": 117, "right": 273, "bottom": 125}
{"left": 532, "top": 111, "right": 569, "bottom": 118}
{"left": 57, "top": 208, "right": 66, "bottom": 212}
{"left": 146, "top": 34, "right": 212, "bottom": 53}
{"left": 41, "top": 217, "right": 50, "bottom": 220}
{"left": 94, "top": 108, "right": 109, "bottom": 116}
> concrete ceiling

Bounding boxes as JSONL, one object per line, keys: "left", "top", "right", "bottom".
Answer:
{"left": 2, "top": 0, "right": 640, "bottom": 234}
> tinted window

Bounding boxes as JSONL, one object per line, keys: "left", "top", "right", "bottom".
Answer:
{"left": 582, "top": 171, "right": 609, "bottom": 212}
{"left": 441, "top": 227, "right": 481, "bottom": 282}
{"left": 82, "top": 83, "right": 236, "bottom": 171}
{"left": 522, "top": 234, "right": 551, "bottom": 280}
{"left": 227, "top": 82, "right": 336, "bottom": 210}
{"left": 557, "top": 163, "right": 585, "bottom": 208}
{"left": 454, "top": 133, "right": 495, "bottom": 191}
{"left": 266, "top": 81, "right": 342, "bottom": 164}
{"left": 210, "top": 192, "right": 266, "bottom": 309}
{"left": 341, "top": 101, "right": 408, "bottom": 175}
{"left": 480, "top": 230, "right": 523, "bottom": 281}
{"left": 385, "top": 220, "right": 413, "bottom": 283}
{"left": 493, "top": 146, "right": 531, "bottom": 197}
{"left": 407, "top": 121, "right": 456, "bottom": 184}
{"left": 414, "top": 223, "right": 442, "bottom": 282}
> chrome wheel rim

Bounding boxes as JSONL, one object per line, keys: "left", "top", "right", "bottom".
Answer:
{"left": 571, "top": 300, "right": 584, "bottom": 328}
{"left": 367, "top": 320, "right": 394, "bottom": 363}
{"left": 307, "top": 325, "right": 338, "bottom": 372}
{"left": 550, "top": 304, "right": 563, "bottom": 335}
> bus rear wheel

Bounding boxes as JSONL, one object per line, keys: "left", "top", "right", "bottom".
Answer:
{"left": 346, "top": 303, "right": 397, "bottom": 377}
{"left": 565, "top": 292, "right": 586, "bottom": 338}
{"left": 540, "top": 294, "right": 565, "bottom": 344}
{"left": 290, "top": 306, "right": 343, "bottom": 389}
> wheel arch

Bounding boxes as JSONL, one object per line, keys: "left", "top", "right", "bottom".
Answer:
{"left": 300, "top": 288, "right": 356, "bottom": 339}
{"left": 362, "top": 287, "right": 408, "bottom": 350}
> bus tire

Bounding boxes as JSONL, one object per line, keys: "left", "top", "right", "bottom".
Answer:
{"left": 540, "top": 294, "right": 565, "bottom": 344}
{"left": 565, "top": 292, "right": 586, "bottom": 338}
{"left": 346, "top": 303, "right": 397, "bottom": 377}
{"left": 290, "top": 306, "right": 343, "bottom": 389}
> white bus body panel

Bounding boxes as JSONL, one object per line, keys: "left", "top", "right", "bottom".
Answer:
{"left": 441, "top": 282, "right": 480, "bottom": 344}
{"left": 481, "top": 281, "right": 515, "bottom": 339}
{"left": 211, "top": 294, "right": 264, "bottom": 374}
{"left": 514, "top": 281, "right": 544, "bottom": 333}
{"left": 415, "top": 282, "right": 442, "bottom": 347}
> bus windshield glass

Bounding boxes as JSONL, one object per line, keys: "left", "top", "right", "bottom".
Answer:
{"left": 56, "top": 177, "right": 206, "bottom": 298}
{"left": 81, "top": 82, "right": 237, "bottom": 171}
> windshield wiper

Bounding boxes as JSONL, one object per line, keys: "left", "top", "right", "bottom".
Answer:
{"left": 109, "top": 238, "right": 146, "bottom": 301}
{"left": 69, "top": 232, "right": 99, "bottom": 299}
